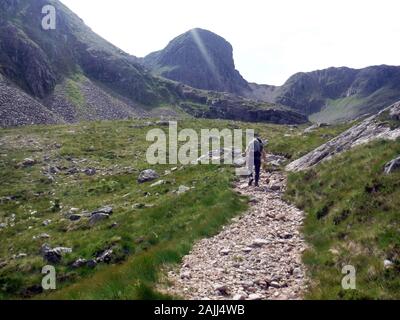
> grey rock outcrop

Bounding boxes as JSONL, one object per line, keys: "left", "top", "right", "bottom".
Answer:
{"left": 384, "top": 156, "right": 400, "bottom": 174}
{"left": 286, "top": 101, "right": 400, "bottom": 172}
{"left": 41, "top": 244, "right": 72, "bottom": 264}
{"left": 138, "top": 169, "right": 159, "bottom": 183}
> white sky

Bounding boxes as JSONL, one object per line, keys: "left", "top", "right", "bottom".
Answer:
{"left": 60, "top": 0, "right": 400, "bottom": 85}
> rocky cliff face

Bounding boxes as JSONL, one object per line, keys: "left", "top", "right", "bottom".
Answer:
{"left": 0, "top": 2, "right": 306, "bottom": 127}
{"left": 142, "top": 27, "right": 400, "bottom": 124}
{"left": 0, "top": 0, "right": 183, "bottom": 127}
{"left": 178, "top": 86, "right": 308, "bottom": 125}
{"left": 248, "top": 66, "right": 400, "bottom": 123}
{"left": 143, "top": 28, "right": 250, "bottom": 95}
{"left": 286, "top": 101, "right": 400, "bottom": 171}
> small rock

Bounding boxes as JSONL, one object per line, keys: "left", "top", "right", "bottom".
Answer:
{"left": 220, "top": 249, "right": 231, "bottom": 255}
{"left": 138, "top": 169, "right": 159, "bottom": 183}
{"left": 110, "top": 222, "right": 119, "bottom": 229}
{"left": 91, "top": 206, "right": 113, "bottom": 216}
{"left": 135, "top": 237, "right": 145, "bottom": 244}
{"left": 249, "top": 196, "right": 258, "bottom": 203}
{"left": 384, "top": 259, "right": 394, "bottom": 269}
{"left": 214, "top": 284, "right": 228, "bottom": 295}
{"left": 180, "top": 271, "right": 191, "bottom": 279}
{"left": 150, "top": 180, "right": 165, "bottom": 187}
{"left": 384, "top": 156, "right": 400, "bottom": 174}
{"left": 16, "top": 253, "right": 27, "bottom": 259}
{"left": 84, "top": 168, "right": 96, "bottom": 176}
{"left": 251, "top": 239, "right": 269, "bottom": 247}
{"left": 329, "top": 248, "right": 339, "bottom": 255}
{"left": 177, "top": 185, "right": 190, "bottom": 195}
{"left": 96, "top": 249, "right": 113, "bottom": 263}
{"left": 248, "top": 293, "right": 262, "bottom": 300}
{"left": 21, "top": 158, "right": 36, "bottom": 167}
{"left": 293, "top": 268, "right": 302, "bottom": 277}
{"left": 66, "top": 167, "right": 79, "bottom": 175}
{"left": 232, "top": 294, "right": 247, "bottom": 301}
{"left": 270, "top": 281, "right": 281, "bottom": 288}
{"left": 0, "top": 223, "right": 7, "bottom": 229}
{"left": 89, "top": 213, "right": 109, "bottom": 225}
{"left": 276, "top": 213, "right": 286, "bottom": 221}
{"left": 42, "top": 219, "right": 52, "bottom": 226}
{"left": 72, "top": 258, "right": 87, "bottom": 268}
{"left": 69, "top": 214, "right": 82, "bottom": 221}
{"left": 87, "top": 260, "right": 97, "bottom": 268}
{"left": 270, "top": 185, "right": 281, "bottom": 191}
{"left": 133, "top": 203, "right": 145, "bottom": 209}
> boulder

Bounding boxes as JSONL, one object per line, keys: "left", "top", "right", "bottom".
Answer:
{"left": 96, "top": 249, "right": 114, "bottom": 263}
{"left": 41, "top": 244, "right": 72, "bottom": 264}
{"left": 177, "top": 185, "right": 190, "bottom": 195}
{"left": 72, "top": 258, "right": 87, "bottom": 268}
{"left": 84, "top": 168, "right": 96, "bottom": 176}
{"left": 69, "top": 214, "right": 82, "bottom": 221}
{"left": 384, "top": 156, "right": 400, "bottom": 174}
{"left": 89, "top": 213, "right": 109, "bottom": 225}
{"left": 384, "top": 259, "right": 394, "bottom": 269}
{"left": 21, "top": 158, "right": 36, "bottom": 167}
{"left": 91, "top": 206, "right": 113, "bottom": 216}
{"left": 138, "top": 169, "right": 159, "bottom": 183}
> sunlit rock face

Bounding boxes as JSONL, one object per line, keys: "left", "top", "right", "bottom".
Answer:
{"left": 143, "top": 28, "right": 250, "bottom": 95}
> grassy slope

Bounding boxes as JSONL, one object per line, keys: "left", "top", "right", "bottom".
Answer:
{"left": 310, "top": 91, "right": 400, "bottom": 124}
{"left": 0, "top": 119, "right": 349, "bottom": 299}
{"left": 286, "top": 139, "right": 400, "bottom": 299}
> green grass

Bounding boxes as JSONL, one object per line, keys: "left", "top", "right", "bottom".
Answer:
{"left": 285, "top": 139, "right": 400, "bottom": 299}
{"left": 0, "top": 118, "right": 349, "bottom": 299}
{"left": 309, "top": 96, "right": 364, "bottom": 124}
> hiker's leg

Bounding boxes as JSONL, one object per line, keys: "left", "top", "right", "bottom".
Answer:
{"left": 247, "top": 154, "right": 254, "bottom": 186}
{"left": 248, "top": 171, "right": 254, "bottom": 186}
{"left": 254, "top": 158, "right": 261, "bottom": 186}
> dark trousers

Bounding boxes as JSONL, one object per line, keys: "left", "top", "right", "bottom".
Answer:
{"left": 249, "top": 157, "right": 261, "bottom": 186}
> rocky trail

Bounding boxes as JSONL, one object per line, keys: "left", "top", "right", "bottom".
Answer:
{"left": 163, "top": 170, "right": 308, "bottom": 300}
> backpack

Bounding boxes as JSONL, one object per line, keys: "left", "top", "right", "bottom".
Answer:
{"left": 252, "top": 138, "right": 263, "bottom": 157}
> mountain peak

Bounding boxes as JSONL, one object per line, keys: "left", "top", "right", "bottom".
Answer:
{"left": 143, "top": 28, "right": 249, "bottom": 94}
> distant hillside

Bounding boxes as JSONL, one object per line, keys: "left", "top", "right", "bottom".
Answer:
{"left": 0, "top": 0, "right": 183, "bottom": 125}
{"left": 0, "top": 2, "right": 306, "bottom": 127}
{"left": 248, "top": 66, "right": 400, "bottom": 123}
{"left": 142, "top": 28, "right": 250, "bottom": 95}
{"left": 141, "top": 27, "right": 400, "bottom": 124}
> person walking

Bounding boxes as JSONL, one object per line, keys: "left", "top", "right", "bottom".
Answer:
{"left": 246, "top": 135, "right": 267, "bottom": 187}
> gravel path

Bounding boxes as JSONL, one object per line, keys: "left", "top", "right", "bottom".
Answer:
{"left": 164, "top": 171, "right": 308, "bottom": 300}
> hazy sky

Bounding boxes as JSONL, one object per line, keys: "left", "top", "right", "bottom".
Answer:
{"left": 60, "top": 0, "right": 400, "bottom": 85}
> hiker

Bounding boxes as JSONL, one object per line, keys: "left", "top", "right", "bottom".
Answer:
{"left": 246, "top": 135, "right": 267, "bottom": 187}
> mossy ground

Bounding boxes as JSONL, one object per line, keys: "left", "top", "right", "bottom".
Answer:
{"left": 286, "top": 139, "right": 400, "bottom": 299}
{"left": 0, "top": 119, "right": 349, "bottom": 299}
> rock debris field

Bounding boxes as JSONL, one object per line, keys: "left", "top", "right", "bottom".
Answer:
{"left": 164, "top": 171, "right": 308, "bottom": 300}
